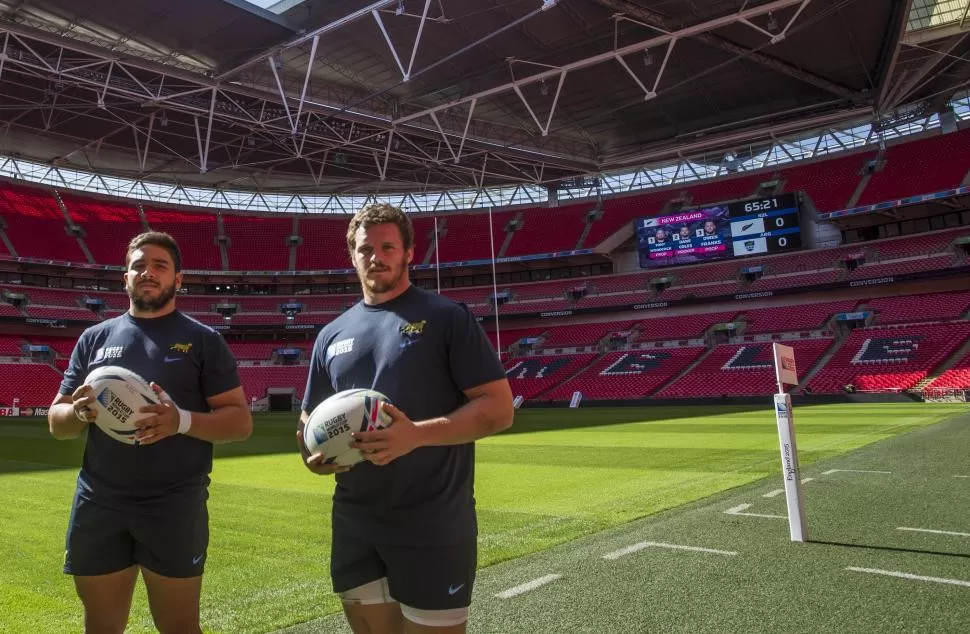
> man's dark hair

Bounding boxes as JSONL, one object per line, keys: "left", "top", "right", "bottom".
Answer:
{"left": 346, "top": 203, "right": 414, "bottom": 256}
{"left": 126, "top": 231, "right": 182, "bottom": 272}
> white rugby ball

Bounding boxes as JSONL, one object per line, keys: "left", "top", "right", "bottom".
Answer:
{"left": 304, "top": 389, "right": 393, "bottom": 466}
{"left": 86, "top": 365, "right": 160, "bottom": 444}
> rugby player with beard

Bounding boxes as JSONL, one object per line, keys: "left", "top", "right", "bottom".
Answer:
{"left": 299, "top": 203, "right": 513, "bottom": 633}
{"left": 48, "top": 231, "right": 251, "bottom": 633}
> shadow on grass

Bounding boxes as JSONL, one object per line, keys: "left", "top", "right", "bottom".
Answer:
{"left": 809, "top": 539, "right": 970, "bottom": 560}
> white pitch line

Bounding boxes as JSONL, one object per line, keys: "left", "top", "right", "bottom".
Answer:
{"left": 495, "top": 574, "right": 562, "bottom": 599}
{"left": 846, "top": 567, "right": 970, "bottom": 588}
{"left": 822, "top": 469, "right": 892, "bottom": 475}
{"left": 602, "top": 541, "right": 737, "bottom": 560}
{"left": 724, "top": 503, "right": 786, "bottom": 519}
{"left": 897, "top": 527, "right": 970, "bottom": 538}
{"left": 765, "top": 477, "right": 816, "bottom": 497}
{"left": 954, "top": 475, "right": 970, "bottom": 479}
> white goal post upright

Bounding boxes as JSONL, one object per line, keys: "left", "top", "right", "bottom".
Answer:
{"left": 773, "top": 343, "right": 808, "bottom": 542}
{"left": 487, "top": 206, "right": 501, "bottom": 359}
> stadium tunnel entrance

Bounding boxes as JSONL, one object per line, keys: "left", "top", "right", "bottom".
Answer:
{"left": 267, "top": 389, "right": 296, "bottom": 412}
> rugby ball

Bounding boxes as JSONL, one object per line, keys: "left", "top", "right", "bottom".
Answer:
{"left": 85, "top": 365, "right": 161, "bottom": 444}
{"left": 304, "top": 389, "right": 393, "bottom": 466}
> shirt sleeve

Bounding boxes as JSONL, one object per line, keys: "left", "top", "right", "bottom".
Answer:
{"left": 59, "top": 332, "right": 90, "bottom": 395}
{"left": 447, "top": 302, "right": 507, "bottom": 392}
{"left": 200, "top": 330, "right": 241, "bottom": 398}
{"left": 302, "top": 330, "right": 335, "bottom": 414}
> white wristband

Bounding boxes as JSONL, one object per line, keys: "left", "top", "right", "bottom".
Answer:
{"left": 177, "top": 407, "right": 192, "bottom": 435}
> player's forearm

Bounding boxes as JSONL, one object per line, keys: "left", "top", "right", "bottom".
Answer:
{"left": 48, "top": 403, "right": 88, "bottom": 440}
{"left": 414, "top": 393, "right": 513, "bottom": 447}
{"left": 297, "top": 413, "right": 311, "bottom": 460}
{"left": 184, "top": 405, "right": 253, "bottom": 443}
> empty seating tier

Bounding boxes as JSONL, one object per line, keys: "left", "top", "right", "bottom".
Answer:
{"left": 869, "top": 292, "right": 970, "bottom": 325}
{"left": 0, "top": 363, "right": 64, "bottom": 406}
{"left": 223, "top": 214, "right": 293, "bottom": 271}
{"left": 655, "top": 339, "right": 834, "bottom": 398}
{"left": 0, "top": 184, "right": 85, "bottom": 262}
{"left": 505, "top": 353, "right": 597, "bottom": 400}
{"left": 926, "top": 349, "right": 970, "bottom": 390}
{"left": 806, "top": 323, "right": 970, "bottom": 394}
{"left": 858, "top": 129, "right": 970, "bottom": 205}
{"left": 545, "top": 347, "right": 707, "bottom": 401}
{"left": 62, "top": 195, "right": 144, "bottom": 265}
{"left": 144, "top": 208, "right": 222, "bottom": 270}
{"left": 742, "top": 301, "right": 858, "bottom": 334}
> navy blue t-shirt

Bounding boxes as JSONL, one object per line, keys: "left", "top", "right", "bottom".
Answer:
{"left": 303, "top": 285, "right": 506, "bottom": 546}
{"left": 60, "top": 311, "right": 241, "bottom": 512}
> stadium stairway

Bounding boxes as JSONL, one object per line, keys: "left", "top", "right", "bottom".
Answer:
{"left": 912, "top": 335, "right": 970, "bottom": 392}
{"left": 575, "top": 210, "right": 595, "bottom": 249}
{"left": 844, "top": 154, "right": 878, "bottom": 209}
{"left": 51, "top": 190, "right": 96, "bottom": 265}
{"left": 650, "top": 344, "right": 715, "bottom": 397}
{"left": 533, "top": 352, "right": 607, "bottom": 401}
{"left": 0, "top": 227, "right": 14, "bottom": 256}
{"left": 497, "top": 212, "right": 522, "bottom": 258}
{"left": 420, "top": 219, "right": 439, "bottom": 265}
{"left": 793, "top": 336, "right": 849, "bottom": 394}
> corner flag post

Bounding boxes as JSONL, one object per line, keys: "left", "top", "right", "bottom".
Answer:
{"left": 772, "top": 343, "right": 808, "bottom": 542}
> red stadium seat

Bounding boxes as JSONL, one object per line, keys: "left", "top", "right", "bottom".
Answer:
{"left": 237, "top": 365, "right": 310, "bottom": 400}
{"left": 144, "top": 208, "right": 222, "bottom": 271}
{"left": 926, "top": 348, "right": 970, "bottom": 391}
{"left": 223, "top": 214, "right": 293, "bottom": 271}
{"left": 0, "top": 184, "right": 86, "bottom": 262}
{"left": 742, "top": 301, "right": 859, "bottom": 334}
{"left": 545, "top": 347, "right": 707, "bottom": 401}
{"left": 655, "top": 339, "right": 834, "bottom": 398}
{"left": 505, "top": 353, "right": 598, "bottom": 400}
{"left": 62, "top": 195, "right": 144, "bottom": 265}
{"left": 503, "top": 204, "right": 589, "bottom": 256}
{"left": 807, "top": 323, "right": 970, "bottom": 394}
{"left": 858, "top": 129, "right": 970, "bottom": 206}
{"left": 0, "top": 363, "right": 65, "bottom": 406}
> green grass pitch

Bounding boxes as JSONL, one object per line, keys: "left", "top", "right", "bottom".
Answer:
{"left": 0, "top": 403, "right": 965, "bottom": 633}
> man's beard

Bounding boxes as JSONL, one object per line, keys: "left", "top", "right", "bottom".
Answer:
{"left": 360, "top": 264, "right": 405, "bottom": 294}
{"left": 128, "top": 281, "right": 177, "bottom": 312}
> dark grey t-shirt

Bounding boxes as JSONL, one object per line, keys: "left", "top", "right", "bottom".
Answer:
{"left": 60, "top": 311, "right": 241, "bottom": 511}
{"left": 303, "top": 285, "right": 506, "bottom": 546}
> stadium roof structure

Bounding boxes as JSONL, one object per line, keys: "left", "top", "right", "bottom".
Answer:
{"left": 0, "top": 0, "right": 967, "bottom": 195}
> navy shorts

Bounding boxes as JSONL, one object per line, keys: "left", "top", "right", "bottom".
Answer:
{"left": 331, "top": 524, "right": 477, "bottom": 611}
{"left": 64, "top": 492, "right": 208, "bottom": 578}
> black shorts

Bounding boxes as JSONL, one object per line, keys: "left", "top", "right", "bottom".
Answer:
{"left": 331, "top": 524, "right": 477, "bottom": 611}
{"left": 64, "top": 492, "right": 208, "bottom": 578}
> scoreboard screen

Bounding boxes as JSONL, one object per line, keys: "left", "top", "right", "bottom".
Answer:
{"left": 634, "top": 193, "right": 802, "bottom": 269}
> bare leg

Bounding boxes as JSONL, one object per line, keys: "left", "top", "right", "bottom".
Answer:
{"left": 343, "top": 601, "right": 408, "bottom": 634}
{"left": 142, "top": 566, "right": 203, "bottom": 634}
{"left": 73, "top": 566, "right": 139, "bottom": 634}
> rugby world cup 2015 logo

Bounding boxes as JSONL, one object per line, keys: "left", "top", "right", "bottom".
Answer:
{"left": 96, "top": 387, "right": 138, "bottom": 439}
